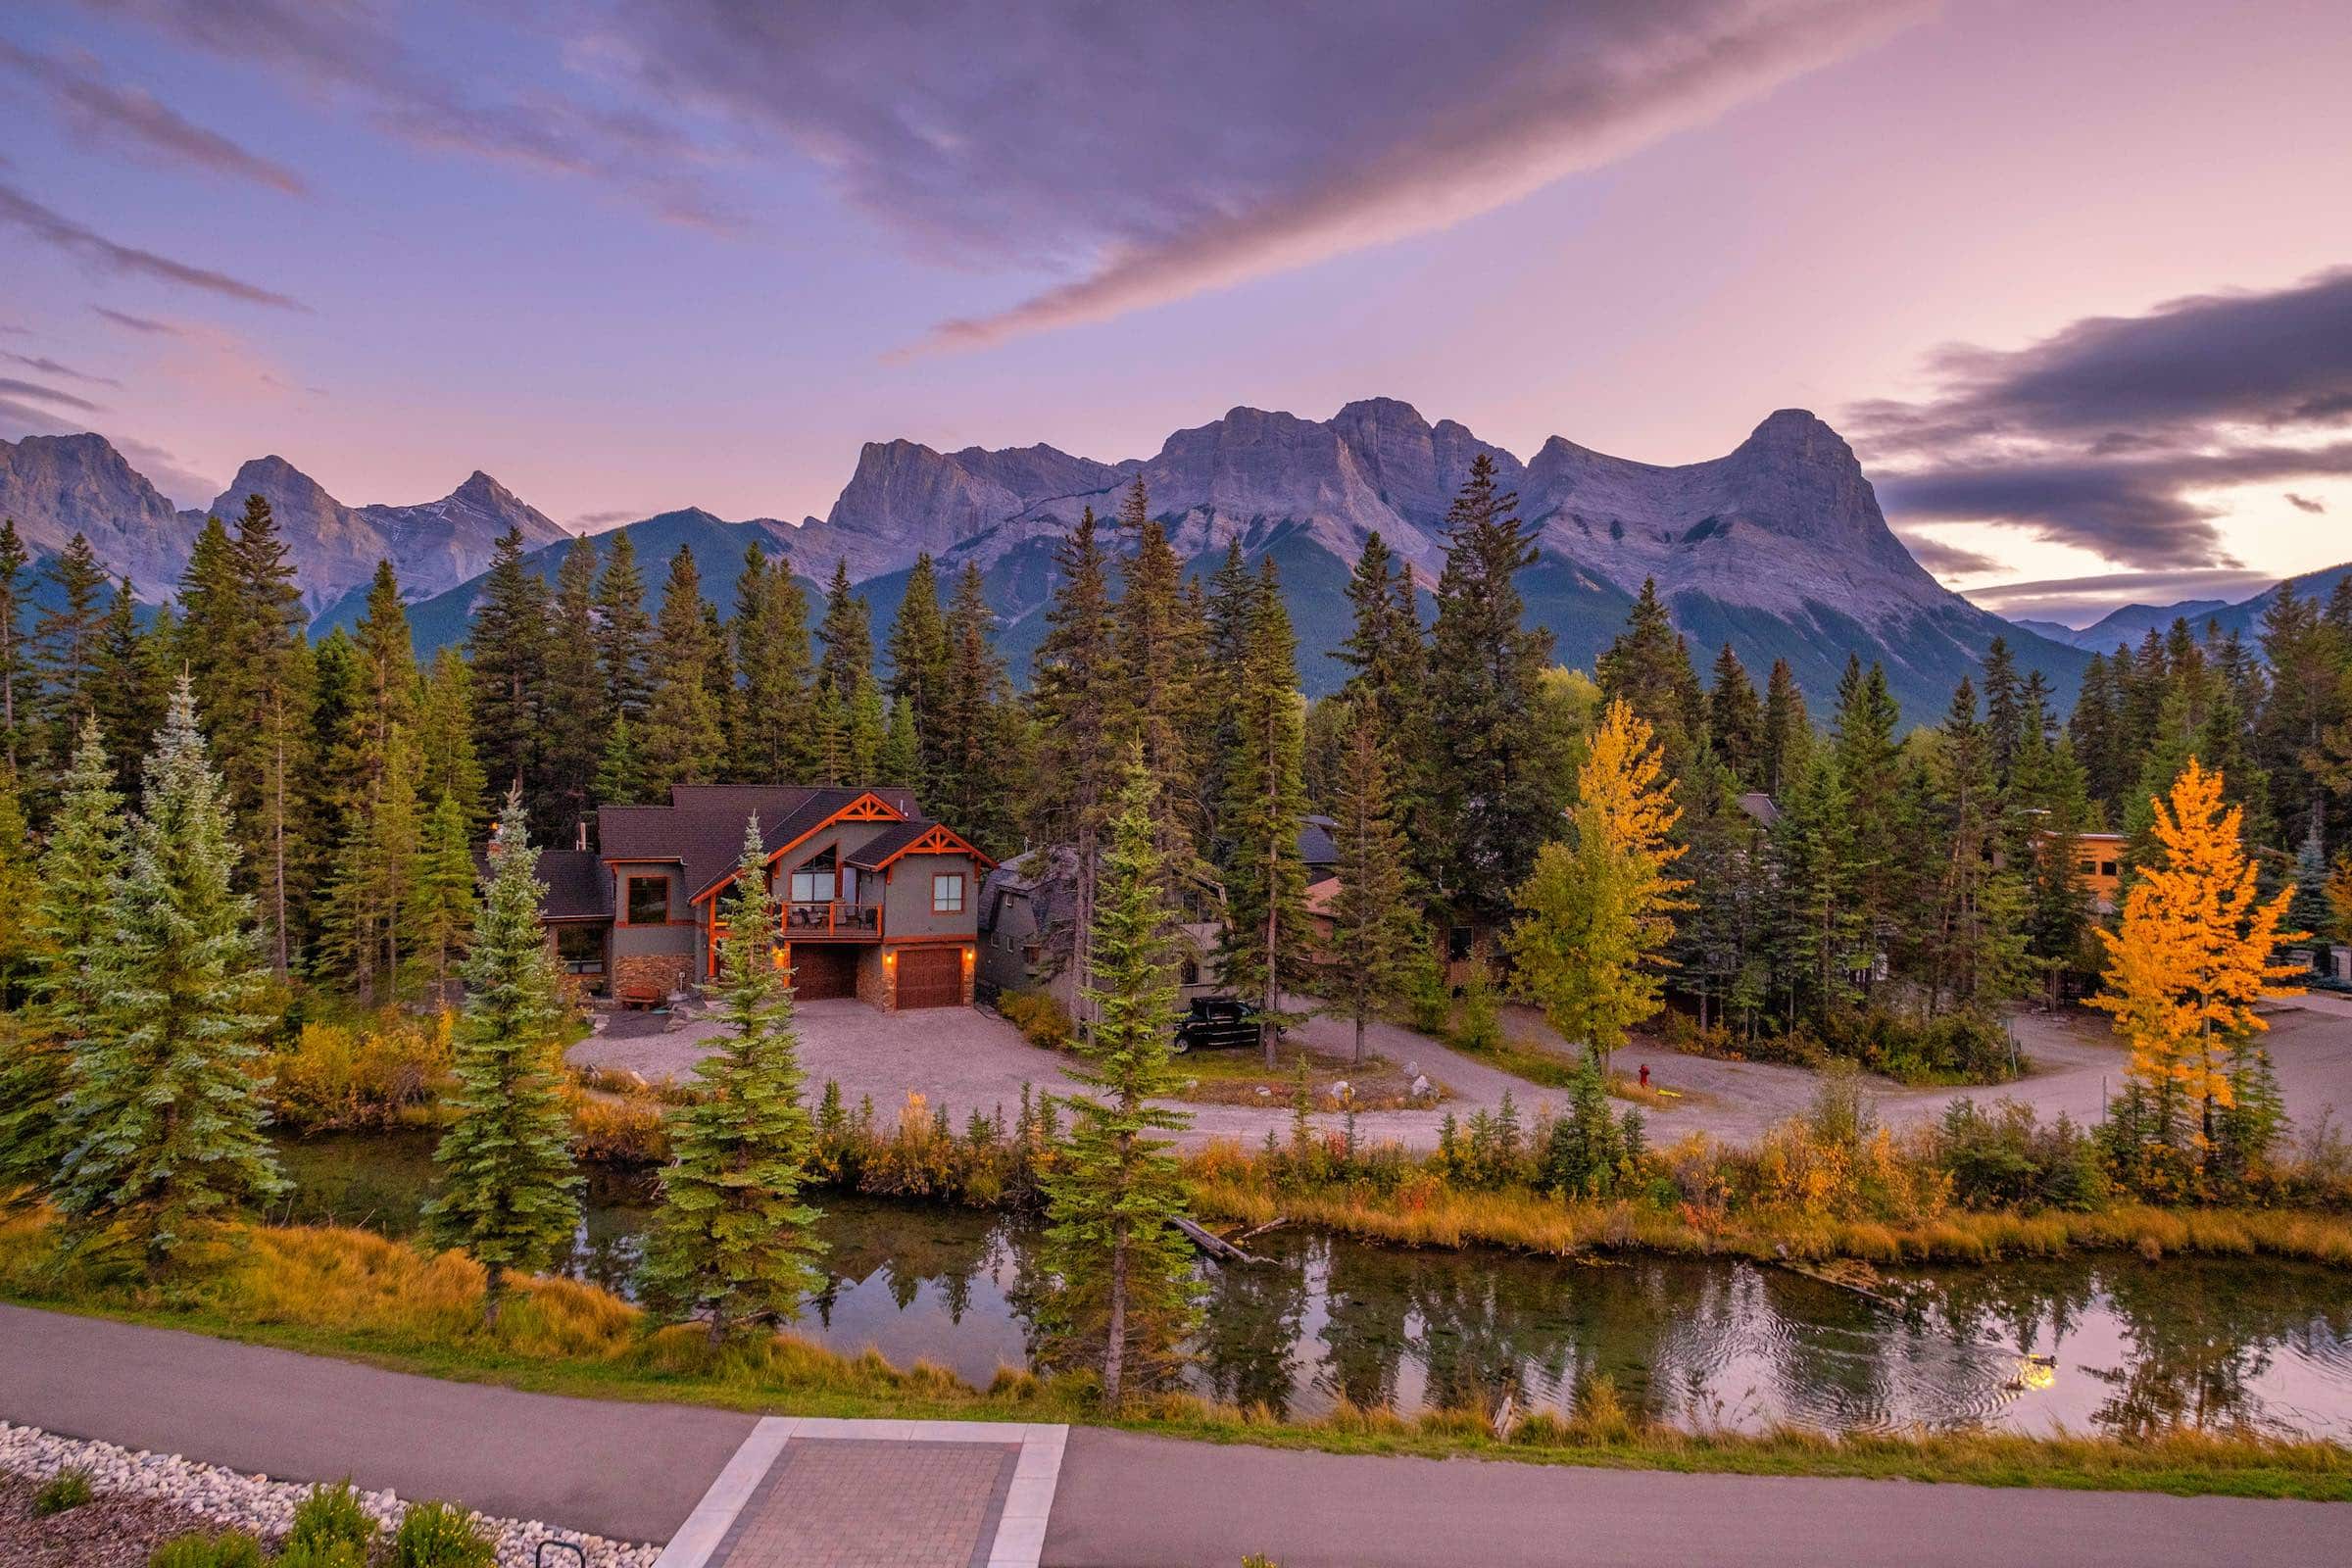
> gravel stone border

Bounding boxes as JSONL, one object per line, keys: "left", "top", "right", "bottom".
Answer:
{"left": 0, "top": 1420, "right": 660, "bottom": 1567}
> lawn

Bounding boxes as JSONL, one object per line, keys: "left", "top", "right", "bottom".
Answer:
{"left": 1172, "top": 1037, "right": 1450, "bottom": 1110}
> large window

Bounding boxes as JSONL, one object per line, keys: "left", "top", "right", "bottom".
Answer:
{"left": 625, "top": 875, "right": 669, "bottom": 925}
{"left": 790, "top": 847, "right": 837, "bottom": 905}
{"left": 932, "top": 872, "right": 966, "bottom": 913}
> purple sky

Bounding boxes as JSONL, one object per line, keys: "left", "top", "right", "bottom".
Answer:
{"left": 3, "top": 0, "right": 2349, "bottom": 624}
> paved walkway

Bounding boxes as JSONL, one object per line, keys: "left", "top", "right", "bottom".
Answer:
{"left": 3, "top": 1303, "right": 2342, "bottom": 1566}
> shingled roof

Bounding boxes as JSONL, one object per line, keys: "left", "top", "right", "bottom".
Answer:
{"left": 599, "top": 783, "right": 931, "bottom": 905}
{"left": 535, "top": 849, "right": 612, "bottom": 920}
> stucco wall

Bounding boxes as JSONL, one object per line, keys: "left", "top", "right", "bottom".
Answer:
{"left": 883, "top": 852, "right": 979, "bottom": 940}
{"left": 610, "top": 862, "right": 695, "bottom": 958}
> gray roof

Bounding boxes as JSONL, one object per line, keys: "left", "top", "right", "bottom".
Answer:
{"left": 534, "top": 849, "right": 612, "bottom": 920}
{"left": 599, "top": 783, "right": 927, "bottom": 905}
{"left": 1298, "top": 813, "right": 1339, "bottom": 869}
{"left": 1737, "top": 792, "right": 1782, "bottom": 827}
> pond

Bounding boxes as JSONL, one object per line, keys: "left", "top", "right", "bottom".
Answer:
{"left": 272, "top": 1133, "right": 2352, "bottom": 1442}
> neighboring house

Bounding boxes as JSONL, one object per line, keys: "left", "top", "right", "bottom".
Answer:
{"left": 1298, "top": 814, "right": 1340, "bottom": 881}
{"left": 2059, "top": 830, "right": 2127, "bottom": 915}
{"left": 531, "top": 783, "right": 993, "bottom": 1012}
{"left": 978, "top": 845, "right": 1225, "bottom": 1009}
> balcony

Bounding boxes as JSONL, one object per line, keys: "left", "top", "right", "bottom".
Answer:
{"left": 783, "top": 900, "right": 882, "bottom": 940}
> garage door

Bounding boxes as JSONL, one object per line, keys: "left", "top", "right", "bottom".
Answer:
{"left": 788, "top": 946, "right": 858, "bottom": 1001}
{"left": 894, "top": 946, "right": 964, "bottom": 1009}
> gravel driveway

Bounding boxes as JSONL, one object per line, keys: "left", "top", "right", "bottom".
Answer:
{"left": 565, "top": 993, "right": 2352, "bottom": 1153}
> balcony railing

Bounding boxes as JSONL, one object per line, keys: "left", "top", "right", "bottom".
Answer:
{"left": 783, "top": 900, "right": 882, "bottom": 939}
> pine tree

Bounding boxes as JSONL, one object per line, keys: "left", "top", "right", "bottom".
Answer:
{"left": 878, "top": 695, "right": 920, "bottom": 786}
{"left": 2019, "top": 739, "right": 2094, "bottom": 1003}
{"left": 1706, "top": 644, "right": 1763, "bottom": 786}
{"left": 731, "top": 545, "right": 814, "bottom": 781}
{"left": 1507, "top": 699, "right": 1689, "bottom": 1070}
{"left": 1772, "top": 749, "right": 1865, "bottom": 1026}
{"left": 884, "top": 552, "right": 951, "bottom": 750}
{"left": 0, "top": 767, "right": 34, "bottom": 994}
{"left": 1214, "top": 559, "right": 1312, "bottom": 1065}
{"left": 1324, "top": 710, "right": 1419, "bottom": 1065}
{"left": 417, "top": 647, "right": 489, "bottom": 826}
{"left": 815, "top": 559, "right": 872, "bottom": 699}
{"left": 0, "top": 518, "right": 27, "bottom": 773}
{"left": 1596, "top": 579, "right": 1703, "bottom": 771}
{"left": 1981, "top": 636, "right": 2024, "bottom": 789}
{"left": 593, "top": 530, "right": 655, "bottom": 726}
{"left": 1114, "top": 485, "right": 1208, "bottom": 883}
{"left": 1924, "top": 678, "right": 2028, "bottom": 1014}
{"left": 91, "top": 576, "right": 162, "bottom": 792}
{"left": 595, "top": 711, "right": 647, "bottom": 806}
{"left": 411, "top": 791, "right": 476, "bottom": 1005}
{"left": 1028, "top": 509, "right": 1126, "bottom": 1014}
{"left": 1038, "top": 758, "right": 1197, "bottom": 1408}
{"left": 1832, "top": 657, "right": 1906, "bottom": 993}
{"left": 640, "top": 546, "right": 723, "bottom": 793}
{"left": 34, "top": 533, "right": 110, "bottom": 782}
{"left": 541, "top": 536, "right": 608, "bottom": 830}
{"left": 1427, "top": 455, "right": 1555, "bottom": 914}
{"left": 844, "top": 669, "right": 886, "bottom": 781}
{"left": 425, "top": 789, "right": 581, "bottom": 1327}
{"left": 641, "top": 820, "right": 825, "bottom": 1342}
{"left": 320, "top": 731, "right": 423, "bottom": 1004}
{"left": 2091, "top": 759, "right": 2304, "bottom": 1183}
{"left": 54, "top": 679, "right": 286, "bottom": 1272}
{"left": 932, "top": 562, "right": 1016, "bottom": 851}
{"left": 1760, "top": 657, "right": 1810, "bottom": 799}
{"left": 2, "top": 736, "right": 96, "bottom": 1194}
{"left": 467, "top": 526, "right": 550, "bottom": 807}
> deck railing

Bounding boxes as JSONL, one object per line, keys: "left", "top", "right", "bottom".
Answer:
{"left": 782, "top": 900, "right": 882, "bottom": 937}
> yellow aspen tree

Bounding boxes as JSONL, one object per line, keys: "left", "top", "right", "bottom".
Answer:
{"left": 1508, "top": 698, "right": 1690, "bottom": 1070}
{"left": 2091, "top": 758, "right": 2304, "bottom": 1139}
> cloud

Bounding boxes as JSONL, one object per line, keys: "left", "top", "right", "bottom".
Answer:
{"left": 1895, "top": 532, "right": 2002, "bottom": 578}
{"left": 2, "top": 351, "right": 122, "bottom": 387}
{"left": 571, "top": 508, "right": 639, "bottom": 529}
{"left": 91, "top": 305, "right": 184, "bottom": 335}
{"left": 599, "top": 0, "right": 1926, "bottom": 353}
{"left": 110, "top": 432, "right": 220, "bottom": 509}
{"left": 91, "top": 0, "right": 730, "bottom": 226}
{"left": 1965, "top": 566, "right": 2281, "bottom": 626}
{"left": 0, "top": 376, "right": 105, "bottom": 414}
{"left": 2285, "top": 491, "right": 2326, "bottom": 514}
{"left": 0, "top": 397, "right": 81, "bottom": 437}
{"left": 0, "top": 38, "right": 308, "bottom": 194}
{"left": 1852, "top": 268, "right": 2352, "bottom": 567}
{"left": 0, "top": 178, "right": 306, "bottom": 308}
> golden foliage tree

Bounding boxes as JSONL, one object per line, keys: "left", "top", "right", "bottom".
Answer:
{"left": 1507, "top": 698, "right": 1689, "bottom": 1068}
{"left": 2091, "top": 758, "right": 2303, "bottom": 1136}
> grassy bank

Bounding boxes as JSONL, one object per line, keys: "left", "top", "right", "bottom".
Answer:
{"left": 0, "top": 1212, "right": 2345, "bottom": 1500}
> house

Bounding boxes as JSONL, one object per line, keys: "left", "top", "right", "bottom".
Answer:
{"left": 531, "top": 784, "right": 993, "bottom": 1012}
{"left": 2060, "top": 830, "right": 2127, "bottom": 914}
{"left": 977, "top": 845, "right": 1225, "bottom": 1009}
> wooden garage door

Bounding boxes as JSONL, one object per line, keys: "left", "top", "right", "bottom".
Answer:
{"left": 895, "top": 945, "right": 964, "bottom": 1009}
{"left": 788, "top": 946, "right": 858, "bottom": 1001}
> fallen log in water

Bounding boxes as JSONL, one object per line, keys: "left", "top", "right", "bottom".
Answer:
{"left": 1173, "top": 1215, "right": 1264, "bottom": 1264}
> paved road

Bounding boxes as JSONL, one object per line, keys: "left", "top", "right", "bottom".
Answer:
{"left": 3, "top": 1303, "right": 2341, "bottom": 1565}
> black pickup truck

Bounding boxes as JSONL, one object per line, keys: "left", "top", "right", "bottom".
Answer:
{"left": 1171, "top": 996, "right": 1263, "bottom": 1054}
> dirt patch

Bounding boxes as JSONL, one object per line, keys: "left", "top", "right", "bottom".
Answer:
{"left": 0, "top": 1472, "right": 256, "bottom": 1568}
{"left": 1173, "top": 1037, "right": 1449, "bottom": 1110}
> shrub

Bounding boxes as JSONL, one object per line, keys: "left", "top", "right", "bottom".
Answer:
{"left": 275, "top": 1543, "right": 368, "bottom": 1568}
{"left": 567, "top": 1089, "right": 670, "bottom": 1164}
{"left": 392, "top": 1501, "right": 496, "bottom": 1568}
{"left": 288, "top": 1479, "right": 378, "bottom": 1555}
{"left": 269, "top": 1011, "right": 455, "bottom": 1129}
{"left": 32, "top": 1465, "right": 91, "bottom": 1514}
{"left": 1450, "top": 961, "right": 1502, "bottom": 1054}
{"left": 147, "top": 1533, "right": 265, "bottom": 1568}
{"left": 998, "top": 989, "right": 1074, "bottom": 1053}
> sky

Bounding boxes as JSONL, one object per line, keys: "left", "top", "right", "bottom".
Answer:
{"left": 2, "top": 0, "right": 2348, "bottom": 626}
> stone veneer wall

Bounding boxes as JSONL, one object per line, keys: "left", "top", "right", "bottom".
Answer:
{"left": 855, "top": 947, "right": 894, "bottom": 1012}
{"left": 613, "top": 952, "right": 692, "bottom": 998}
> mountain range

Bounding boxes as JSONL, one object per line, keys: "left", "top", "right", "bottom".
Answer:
{"left": 2012, "top": 561, "right": 2352, "bottom": 656}
{"left": 8, "top": 400, "right": 2105, "bottom": 720}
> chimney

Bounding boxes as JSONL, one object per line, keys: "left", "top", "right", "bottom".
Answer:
{"left": 576, "top": 818, "right": 589, "bottom": 852}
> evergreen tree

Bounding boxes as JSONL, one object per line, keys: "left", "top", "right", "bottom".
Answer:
{"left": 1038, "top": 759, "right": 1197, "bottom": 1408}
{"left": 1759, "top": 657, "right": 1810, "bottom": 798}
{"left": 883, "top": 552, "right": 951, "bottom": 746}
{"left": 1214, "top": 559, "right": 1312, "bottom": 1066}
{"left": 417, "top": 646, "right": 489, "bottom": 827}
{"left": 640, "top": 545, "right": 723, "bottom": 793}
{"left": 467, "top": 526, "right": 550, "bottom": 806}
{"left": 932, "top": 562, "right": 1015, "bottom": 850}
{"left": 1507, "top": 699, "right": 1689, "bottom": 1070}
{"left": 1426, "top": 455, "right": 1554, "bottom": 913}
{"left": 91, "top": 576, "right": 162, "bottom": 792}
{"left": 55, "top": 680, "right": 286, "bottom": 1271}
{"left": 1028, "top": 509, "right": 1126, "bottom": 1012}
{"left": 0, "top": 767, "right": 33, "bottom": 995}
{"left": 641, "top": 820, "right": 825, "bottom": 1342}
{"left": 1114, "top": 486, "right": 1208, "bottom": 882}
{"left": 844, "top": 669, "right": 886, "bottom": 781}
{"left": 34, "top": 532, "right": 109, "bottom": 781}
{"left": 1324, "top": 710, "right": 1419, "bottom": 1065}
{"left": 4, "top": 727, "right": 117, "bottom": 1193}
{"left": 731, "top": 545, "right": 815, "bottom": 781}
{"left": 1706, "top": 644, "right": 1763, "bottom": 786}
{"left": 1924, "top": 678, "right": 2028, "bottom": 1014}
{"left": 214, "top": 496, "right": 314, "bottom": 976}
{"left": 541, "top": 536, "right": 608, "bottom": 830}
{"left": 320, "top": 731, "right": 423, "bottom": 1004}
{"left": 411, "top": 791, "right": 477, "bottom": 1005}
{"left": 595, "top": 711, "right": 647, "bottom": 806}
{"left": 425, "top": 789, "right": 581, "bottom": 1327}
{"left": 2019, "top": 739, "right": 2094, "bottom": 1003}
{"left": 1596, "top": 578, "right": 1703, "bottom": 770}
{"left": 878, "top": 694, "right": 920, "bottom": 786}
{"left": 1981, "top": 636, "right": 2024, "bottom": 789}
{"left": 0, "top": 517, "right": 27, "bottom": 773}
{"left": 1832, "top": 657, "right": 1907, "bottom": 993}
{"left": 593, "top": 530, "right": 654, "bottom": 726}
{"left": 815, "top": 559, "right": 872, "bottom": 699}
{"left": 1771, "top": 749, "right": 1865, "bottom": 1026}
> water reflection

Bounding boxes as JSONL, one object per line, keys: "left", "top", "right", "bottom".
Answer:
{"left": 272, "top": 1133, "right": 2352, "bottom": 1442}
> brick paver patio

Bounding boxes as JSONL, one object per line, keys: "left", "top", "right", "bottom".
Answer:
{"left": 655, "top": 1419, "right": 1065, "bottom": 1568}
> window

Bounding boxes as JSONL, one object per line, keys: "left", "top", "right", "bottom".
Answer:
{"left": 933, "top": 872, "right": 966, "bottom": 913}
{"left": 2099, "top": 860, "right": 2119, "bottom": 877}
{"left": 2078, "top": 859, "right": 2095, "bottom": 875}
{"left": 789, "top": 847, "right": 836, "bottom": 905}
{"left": 554, "top": 924, "right": 605, "bottom": 975}
{"left": 625, "top": 875, "right": 669, "bottom": 925}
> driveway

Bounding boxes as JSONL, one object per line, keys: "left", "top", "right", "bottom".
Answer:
{"left": 567, "top": 994, "right": 2352, "bottom": 1155}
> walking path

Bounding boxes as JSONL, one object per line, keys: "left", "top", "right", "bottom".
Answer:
{"left": 3, "top": 1303, "right": 2341, "bottom": 1567}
